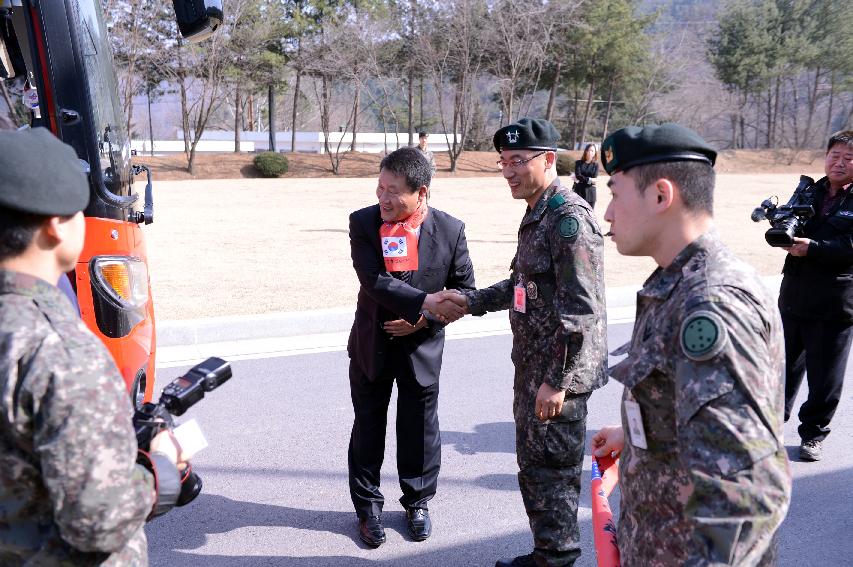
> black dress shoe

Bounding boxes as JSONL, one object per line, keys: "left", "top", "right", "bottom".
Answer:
{"left": 406, "top": 507, "right": 432, "bottom": 541}
{"left": 358, "top": 515, "right": 386, "bottom": 547}
{"left": 495, "top": 553, "right": 537, "bottom": 567}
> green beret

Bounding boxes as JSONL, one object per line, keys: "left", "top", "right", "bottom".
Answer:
{"left": 600, "top": 123, "right": 716, "bottom": 175}
{"left": 494, "top": 117, "right": 559, "bottom": 152}
{"left": 0, "top": 127, "right": 89, "bottom": 215}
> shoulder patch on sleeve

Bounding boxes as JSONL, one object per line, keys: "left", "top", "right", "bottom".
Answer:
{"left": 547, "top": 193, "right": 567, "bottom": 210}
{"left": 680, "top": 310, "right": 727, "bottom": 361}
{"left": 558, "top": 215, "right": 580, "bottom": 239}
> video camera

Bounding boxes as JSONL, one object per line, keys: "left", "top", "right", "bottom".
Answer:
{"left": 751, "top": 175, "right": 817, "bottom": 247}
{"left": 133, "top": 356, "right": 232, "bottom": 509}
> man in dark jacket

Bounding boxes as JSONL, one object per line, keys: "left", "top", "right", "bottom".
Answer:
{"left": 780, "top": 130, "right": 853, "bottom": 461}
{"left": 347, "top": 146, "right": 474, "bottom": 547}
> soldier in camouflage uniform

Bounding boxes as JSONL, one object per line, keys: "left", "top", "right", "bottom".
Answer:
{"left": 592, "top": 124, "right": 792, "bottom": 566}
{"left": 0, "top": 128, "right": 183, "bottom": 566}
{"left": 449, "top": 118, "right": 607, "bottom": 567}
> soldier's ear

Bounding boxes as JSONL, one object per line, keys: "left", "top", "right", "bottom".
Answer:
{"left": 545, "top": 151, "right": 556, "bottom": 169}
{"left": 651, "top": 178, "right": 675, "bottom": 211}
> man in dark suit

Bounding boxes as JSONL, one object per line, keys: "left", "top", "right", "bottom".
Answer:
{"left": 347, "top": 146, "right": 474, "bottom": 547}
{"left": 781, "top": 130, "right": 853, "bottom": 462}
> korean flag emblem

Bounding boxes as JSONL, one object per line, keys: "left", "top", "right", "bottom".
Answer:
{"left": 382, "top": 236, "right": 408, "bottom": 257}
{"left": 507, "top": 130, "right": 520, "bottom": 144}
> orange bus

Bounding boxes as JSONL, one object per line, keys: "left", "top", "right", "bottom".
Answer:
{"left": 0, "top": 0, "right": 222, "bottom": 406}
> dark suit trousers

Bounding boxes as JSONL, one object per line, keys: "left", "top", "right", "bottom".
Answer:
{"left": 347, "top": 354, "right": 441, "bottom": 518}
{"left": 783, "top": 314, "right": 853, "bottom": 441}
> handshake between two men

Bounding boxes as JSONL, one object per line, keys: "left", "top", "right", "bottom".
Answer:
{"left": 381, "top": 290, "right": 469, "bottom": 338}
{"left": 423, "top": 290, "right": 469, "bottom": 324}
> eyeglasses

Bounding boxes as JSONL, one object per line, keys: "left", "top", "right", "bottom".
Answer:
{"left": 496, "top": 151, "right": 547, "bottom": 169}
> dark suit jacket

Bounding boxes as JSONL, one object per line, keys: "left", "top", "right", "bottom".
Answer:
{"left": 779, "top": 176, "right": 853, "bottom": 321}
{"left": 347, "top": 204, "right": 475, "bottom": 386}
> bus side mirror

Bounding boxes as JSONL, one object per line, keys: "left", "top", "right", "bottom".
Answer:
{"left": 172, "top": 0, "right": 223, "bottom": 43}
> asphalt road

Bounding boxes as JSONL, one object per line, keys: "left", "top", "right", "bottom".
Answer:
{"left": 146, "top": 323, "right": 853, "bottom": 566}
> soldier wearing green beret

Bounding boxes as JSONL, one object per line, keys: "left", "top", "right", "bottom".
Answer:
{"left": 443, "top": 118, "right": 608, "bottom": 567}
{"left": 592, "top": 123, "right": 792, "bottom": 565}
{"left": 0, "top": 128, "right": 186, "bottom": 565}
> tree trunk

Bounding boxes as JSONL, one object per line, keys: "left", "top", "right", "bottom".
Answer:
{"left": 802, "top": 67, "right": 821, "bottom": 149}
{"left": 771, "top": 76, "right": 781, "bottom": 147}
{"left": 177, "top": 39, "right": 190, "bottom": 161}
{"left": 248, "top": 93, "right": 255, "bottom": 131}
{"left": 764, "top": 89, "right": 773, "bottom": 148}
{"left": 601, "top": 81, "right": 614, "bottom": 141}
{"left": 825, "top": 71, "right": 835, "bottom": 139}
{"left": 545, "top": 61, "right": 561, "bottom": 122}
{"left": 739, "top": 114, "right": 745, "bottom": 149}
{"left": 450, "top": 84, "right": 460, "bottom": 173}
{"left": 407, "top": 65, "right": 414, "bottom": 146}
{"left": 147, "top": 84, "right": 154, "bottom": 156}
{"left": 571, "top": 83, "right": 580, "bottom": 149}
{"left": 419, "top": 77, "right": 424, "bottom": 130}
{"left": 290, "top": 39, "right": 302, "bottom": 152}
{"left": 291, "top": 70, "right": 301, "bottom": 152}
{"left": 234, "top": 85, "right": 241, "bottom": 152}
{"left": 754, "top": 93, "right": 760, "bottom": 149}
{"left": 730, "top": 107, "right": 737, "bottom": 150}
{"left": 578, "top": 78, "right": 595, "bottom": 150}
{"left": 351, "top": 86, "right": 360, "bottom": 152}
{"left": 381, "top": 109, "right": 388, "bottom": 154}
{"left": 268, "top": 83, "right": 276, "bottom": 153}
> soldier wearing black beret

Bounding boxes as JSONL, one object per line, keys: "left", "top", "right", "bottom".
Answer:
{"left": 444, "top": 118, "right": 608, "bottom": 567}
{"left": 0, "top": 127, "right": 187, "bottom": 564}
{"left": 592, "top": 123, "right": 791, "bottom": 565}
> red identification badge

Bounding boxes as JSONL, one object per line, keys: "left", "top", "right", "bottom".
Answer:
{"left": 513, "top": 285, "right": 526, "bottom": 313}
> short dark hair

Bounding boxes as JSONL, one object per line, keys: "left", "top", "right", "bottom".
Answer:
{"left": 827, "top": 130, "right": 853, "bottom": 152}
{"left": 0, "top": 206, "right": 45, "bottom": 262}
{"left": 380, "top": 146, "right": 432, "bottom": 192}
{"left": 626, "top": 160, "right": 715, "bottom": 214}
{"left": 418, "top": 132, "right": 428, "bottom": 138}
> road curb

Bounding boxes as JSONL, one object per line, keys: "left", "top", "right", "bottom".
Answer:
{"left": 156, "top": 277, "right": 782, "bottom": 366}
{"left": 157, "top": 284, "right": 645, "bottom": 348}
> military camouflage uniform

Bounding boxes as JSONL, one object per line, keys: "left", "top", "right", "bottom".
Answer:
{"left": 464, "top": 180, "right": 607, "bottom": 567}
{"left": 609, "top": 231, "right": 792, "bottom": 566}
{"left": 0, "top": 271, "right": 156, "bottom": 566}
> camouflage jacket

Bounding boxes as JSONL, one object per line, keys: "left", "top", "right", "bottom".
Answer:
{"left": 609, "top": 231, "right": 792, "bottom": 566}
{"left": 465, "top": 180, "right": 607, "bottom": 394}
{"left": 0, "top": 271, "right": 154, "bottom": 566}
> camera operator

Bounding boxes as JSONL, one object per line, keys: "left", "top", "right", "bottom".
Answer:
{"left": 780, "top": 130, "right": 853, "bottom": 462}
{"left": 0, "top": 128, "right": 185, "bottom": 565}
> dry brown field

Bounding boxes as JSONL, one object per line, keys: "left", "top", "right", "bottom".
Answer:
{"left": 143, "top": 164, "right": 825, "bottom": 320}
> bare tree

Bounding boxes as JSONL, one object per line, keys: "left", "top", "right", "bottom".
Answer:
{"left": 417, "top": 0, "right": 488, "bottom": 173}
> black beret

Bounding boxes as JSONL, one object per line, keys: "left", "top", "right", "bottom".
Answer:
{"left": 600, "top": 123, "right": 716, "bottom": 175}
{"left": 493, "top": 117, "right": 559, "bottom": 152}
{"left": 0, "top": 127, "right": 89, "bottom": 216}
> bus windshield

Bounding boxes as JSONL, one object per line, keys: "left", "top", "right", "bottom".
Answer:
{"left": 76, "top": 0, "right": 131, "bottom": 197}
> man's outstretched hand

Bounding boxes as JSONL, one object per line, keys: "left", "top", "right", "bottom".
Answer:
{"left": 422, "top": 290, "right": 469, "bottom": 323}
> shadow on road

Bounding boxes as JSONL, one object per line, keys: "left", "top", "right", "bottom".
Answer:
{"left": 441, "top": 423, "right": 599, "bottom": 459}
{"left": 147, "top": 490, "right": 575, "bottom": 566}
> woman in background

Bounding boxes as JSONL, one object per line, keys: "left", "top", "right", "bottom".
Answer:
{"left": 573, "top": 143, "right": 599, "bottom": 208}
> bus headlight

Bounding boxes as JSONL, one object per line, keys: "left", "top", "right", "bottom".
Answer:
{"left": 92, "top": 257, "right": 149, "bottom": 309}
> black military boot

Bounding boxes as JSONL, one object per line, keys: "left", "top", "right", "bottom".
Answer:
{"left": 495, "top": 553, "right": 537, "bottom": 567}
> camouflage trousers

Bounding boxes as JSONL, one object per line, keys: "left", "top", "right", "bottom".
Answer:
{"left": 514, "top": 377, "right": 589, "bottom": 567}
